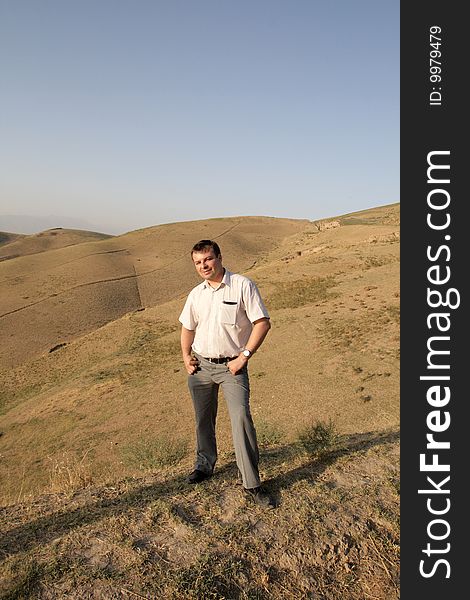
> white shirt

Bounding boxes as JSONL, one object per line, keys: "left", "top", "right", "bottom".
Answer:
{"left": 179, "top": 269, "right": 270, "bottom": 358}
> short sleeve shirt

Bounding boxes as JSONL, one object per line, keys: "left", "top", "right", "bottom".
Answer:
{"left": 179, "top": 270, "right": 270, "bottom": 358}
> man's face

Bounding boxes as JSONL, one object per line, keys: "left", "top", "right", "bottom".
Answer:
{"left": 192, "top": 249, "right": 224, "bottom": 282}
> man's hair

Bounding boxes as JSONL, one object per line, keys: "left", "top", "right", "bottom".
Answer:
{"left": 191, "top": 240, "right": 221, "bottom": 257}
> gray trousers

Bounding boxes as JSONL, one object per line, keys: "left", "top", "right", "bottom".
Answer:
{"left": 187, "top": 353, "right": 261, "bottom": 489}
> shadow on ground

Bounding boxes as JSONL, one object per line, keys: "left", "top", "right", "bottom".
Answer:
{"left": 0, "top": 428, "right": 399, "bottom": 557}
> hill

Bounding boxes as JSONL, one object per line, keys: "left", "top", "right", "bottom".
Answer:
{"left": 0, "top": 203, "right": 400, "bottom": 598}
{"left": 0, "top": 217, "right": 307, "bottom": 368}
{"left": 0, "top": 228, "right": 113, "bottom": 262}
{"left": 0, "top": 231, "right": 25, "bottom": 249}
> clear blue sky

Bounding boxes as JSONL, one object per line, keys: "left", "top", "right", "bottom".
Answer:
{"left": 0, "top": 0, "right": 399, "bottom": 235}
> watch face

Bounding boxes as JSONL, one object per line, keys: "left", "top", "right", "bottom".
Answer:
{"left": 243, "top": 350, "right": 250, "bottom": 357}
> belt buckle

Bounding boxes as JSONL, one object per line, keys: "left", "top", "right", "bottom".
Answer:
{"left": 208, "top": 356, "right": 230, "bottom": 364}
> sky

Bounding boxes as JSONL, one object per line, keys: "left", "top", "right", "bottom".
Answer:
{"left": 0, "top": 0, "right": 399, "bottom": 235}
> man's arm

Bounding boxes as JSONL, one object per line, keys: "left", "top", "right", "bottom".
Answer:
{"left": 228, "top": 317, "right": 271, "bottom": 375}
{"left": 181, "top": 326, "right": 199, "bottom": 374}
{"left": 244, "top": 317, "right": 271, "bottom": 354}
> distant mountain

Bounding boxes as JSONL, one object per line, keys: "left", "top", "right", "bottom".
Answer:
{"left": 0, "top": 228, "right": 113, "bottom": 261}
{"left": 0, "top": 214, "right": 112, "bottom": 235}
{"left": 0, "top": 231, "right": 25, "bottom": 247}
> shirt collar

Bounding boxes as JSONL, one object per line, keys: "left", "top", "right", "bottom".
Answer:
{"left": 202, "top": 268, "right": 232, "bottom": 289}
{"left": 222, "top": 269, "right": 232, "bottom": 286}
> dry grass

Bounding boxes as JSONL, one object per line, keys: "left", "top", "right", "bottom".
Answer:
{"left": 0, "top": 430, "right": 399, "bottom": 599}
{"left": 266, "top": 276, "right": 337, "bottom": 310}
{"left": 120, "top": 436, "right": 189, "bottom": 470}
{"left": 254, "top": 418, "right": 285, "bottom": 447}
{"left": 48, "top": 450, "right": 94, "bottom": 495}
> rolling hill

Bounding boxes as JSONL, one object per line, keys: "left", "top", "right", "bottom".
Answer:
{"left": 0, "top": 217, "right": 307, "bottom": 368}
{"left": 0, "top": 231, "right": 25, "bottom": 249}
{"left": 0, "top": 204, "right": 400, "bottom": 599}
{"left": 0, "top": 228, "right": 113, "bottom": 260}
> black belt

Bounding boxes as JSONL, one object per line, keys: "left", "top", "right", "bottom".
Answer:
{"left": 203, "top": 356, "right": 238, "bottom": 364}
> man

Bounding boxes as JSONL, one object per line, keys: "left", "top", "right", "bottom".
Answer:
{"left": 179, "top": 240, "right": 274, "bottom": 508}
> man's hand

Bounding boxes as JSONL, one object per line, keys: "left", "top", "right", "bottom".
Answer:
{"left": 184, "top": 354, "right": 200, "bottom": 375}
{"left": 228, "top": 354, "right": 248, "bottom": 375}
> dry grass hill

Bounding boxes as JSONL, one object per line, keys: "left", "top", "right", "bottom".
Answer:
{"left": 0, "top": 218, "right": 306, "bottom": 368}
{"left": 0, "top": 228, "right": 112, "bottom": 261}
{"left": 0, "top": 232, "right": 25, "bottom": 249}
{"left": 0, "top": 204, "right": 399, "bottom": 599}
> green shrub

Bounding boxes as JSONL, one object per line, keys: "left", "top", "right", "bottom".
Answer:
{"left": 297, "top": 419, "right": 338, "bottom": 456}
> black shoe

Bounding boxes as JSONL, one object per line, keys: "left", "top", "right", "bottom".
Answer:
{"left": 244, "top": 486, "right": 275, "bottom": 509}
{"left": 187, "top": 469, "right": 212, "bottom": 484}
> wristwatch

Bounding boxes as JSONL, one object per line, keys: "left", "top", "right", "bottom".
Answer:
{"left": 242, "top": 349, "right": 252, "bottom": 358}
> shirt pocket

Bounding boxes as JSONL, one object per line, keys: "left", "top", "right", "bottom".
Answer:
{"left": 220, "top": 303, "right": 237, "bottom": 325}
